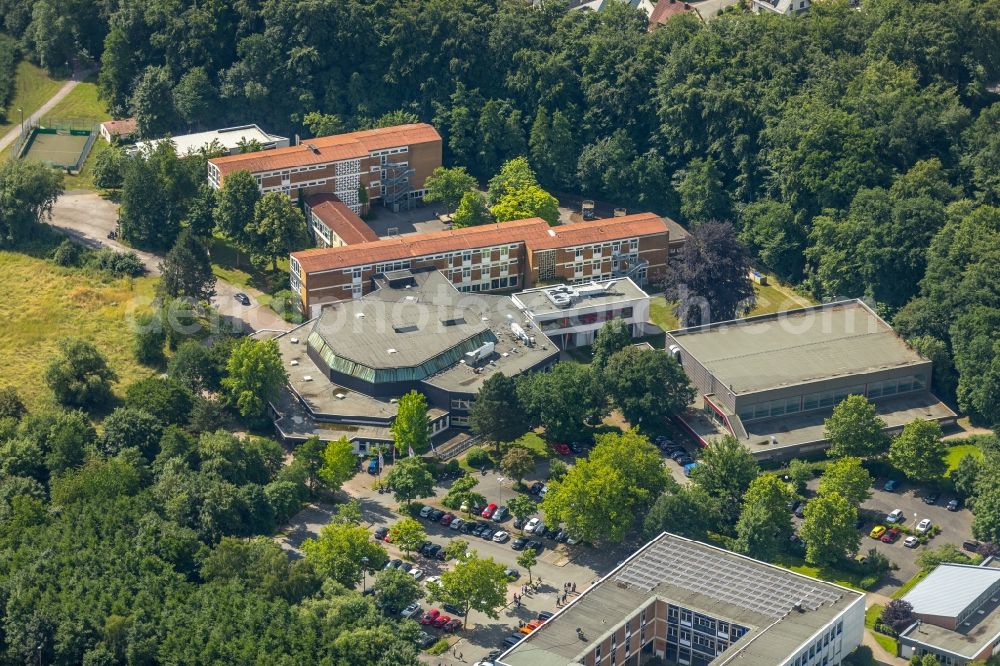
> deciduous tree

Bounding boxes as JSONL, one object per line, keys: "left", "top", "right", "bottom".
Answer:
{"left": 0, "top": 160, "right": 64, "bottom": 248}
{"left": 591, "top": 318, "right": 632, "bottom": 371}
{"left": 158, "top": 229, "right": 217, "bottom": 301}
{"left": 385, "top": 457, "right": 435, "bottom": 506}
{"left": 501, "top": 446, "right": 534, "bottom": 484}
{"left": 423, "top": 166, "right": 478, "bottom": 212}
{"left": 824, "top": 395, "right": 888, "bottom": 458}
{"left": 302, "top": 522, "right": 388, "bottom": 588}
{"left": 690, "top": 436, "right": 759, "bottom": 525}
{"left": 734, "top": 475, "right": 793, "bottom": 561}
{"left": 248, "top": 192, "right": 309, "bottom": 270}
{"left": 214, "top": 170, "right": 260, "bottom": 250}
{"left": 319, "top": 438, "right": 359, "bottom": 491}
{"left": 388, "top": 517, "right": 427, "bottom": 557}
{"left": 516, "top": 548, "right": 537, "bottom": 583}
{"left": 799, "top": 492, "right": 860, "bottom": 566}
{"left": 44, "top": 338, "right": 117, "bottom": 408}
{"left": 817, "top": 457, "right": 873, "bottom": 505}
{"left": 451, "top": 190, "right": 492, "bottom": 228}
{"left": 603, "top": 346, "right": 694, "bottom": 426}
{"left": 374, "top": 568, "right": 422, "bottom": 614}
{"left": 642, "top": 485, "right": 719, "bottom": 541}
{"left": 469, "top": 373, "right": 526, "bottom": 456}
{"left": 391, "top": 391, "right": 430, "bottom": 456}
{"left": 222, "top": 338, "right": 286, "bottom": 420}
{"left": 889, "top": 419, "right": 947, "bottom": 483}
{"left": 426, "top": 554, "right": 508, "bottom": 628}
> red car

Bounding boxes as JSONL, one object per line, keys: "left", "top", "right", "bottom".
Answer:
{"left": 432, "top": 614, "right": 452, "bottom": 629}
{"left": 443, "top": 619, "right": 462, "bottom": 633}
{"left": 481, "top": 503, "right": 498, "bottom": 519}
{"left": 420, "top": 609, "right": 440, "bottom": 625}
{"left": 881, "top": 528, "right": 901, "bottom": 544}
{"left": 553, "top": 443, "right": 571, "bottom": 456}
{"left": 440, "top": 513, "right": 455, "bottom": 526}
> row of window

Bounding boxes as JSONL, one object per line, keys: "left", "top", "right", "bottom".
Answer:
{"left": 571, "top": 239, "right": 641, "bottom": 256}
{"left": 738, "top": 375, "right": 926, "bottom": 423}
{"left": 791, "top": 620, "right": 842, "bottom": 666}
{"left": 369, "top": 146, "right": 409, "bottom": 157}
{"left": 455, "top": 275, "right": 519, "bottom": 292}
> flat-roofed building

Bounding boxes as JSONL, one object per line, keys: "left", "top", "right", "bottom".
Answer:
{"left": 130, "top": 124, "right": 288, "bottom": 157}
{"left": 666, "top": 299, "right": 956, "bottom": 460}
{"left": 512, "top": 278, "right": 652, "bottom": 348}
{"left": 898, "top": 560, "right": 1000, "bottom": 664}
{"left": 206, "top": 123, "right": 442, "bottom": 209}
{"left": 289, "top": 213, "right": 683, "bottom": 316}
{"left": 304, "top": 193, "right": 379, "bottom": 248}
{"left": 270, "top": 269, "right": 558, "bottom": 450}
{"left": 497, "top": 532, "right": 865, "bottom": 666}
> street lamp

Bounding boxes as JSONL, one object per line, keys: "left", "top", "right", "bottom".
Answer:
{"left": 497, "top": 476, "right": 506, "bottom": 506}
{"left": 361, "top": 556, "right": 369, "bottom": 592}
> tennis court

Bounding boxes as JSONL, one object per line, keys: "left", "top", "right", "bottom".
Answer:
{"left": 17, "top": 124, "right": 97, "bottom": 173}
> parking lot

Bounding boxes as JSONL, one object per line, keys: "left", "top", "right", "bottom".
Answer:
{"left": 802, "top": 477, "right": 974, "bottom": 593}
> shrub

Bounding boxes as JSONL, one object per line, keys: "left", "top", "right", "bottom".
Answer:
{"left": 466, "top": 446, "right": 490, "bottom": 470}
{"left": 427, "top": 638, "right": 450, "bottom": 656}
{"left": 269, "top": 289, "right": 304, "bottom": 324}
{"left": 52, "top": 239, "right": 81, "bottom": 266}
{"left": 88, "top": 248, "right": 146, "bottom": 277}
{"left": 859, "top": 575, "right": 879, "bottom": 590}
{"left": 548, "top": 459, "right": 568, "bottom": 481}
{"left": 133, "top": 312, "right": 166, "bottom": 365}
{"left": 0, "top": 386, "right": 26, "bottom": 421}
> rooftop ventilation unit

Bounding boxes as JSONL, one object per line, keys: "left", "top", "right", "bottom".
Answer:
{"left": 576, "top": 280, "right": 619, "bottom": 298}
{"left": 302, "top": 375, "right": 313, "bottom": 382}
{"left": 464, "top": 341, "right": 495, "bottom": 365}
{"left": 544, "top": 285, "right": 578, "bottom": 309}
{"left": 306, "top": 143, "right": 319, "bottom": 154}
{"left": 335, "top": 393, "right": 346, "bottom": 399}
{"left": 387, "top": 348, "right": 398, "bottom": 354}
{"left": 290, "top": 360, "right": 299, "bottom": 366}
{"left": 510, "top": 322, "right": 532, "bottom": 345}
{"left": 290, "top": 337, "right": 299, "bottom": 344}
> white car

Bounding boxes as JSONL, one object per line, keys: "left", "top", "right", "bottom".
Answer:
{"left": 540, "top": 485, "right": 549, "bottom": 498}
{"left": 450, "top": 517, "right": 465, "bottom": 531}
{"left": 886, "top": 509, "right": 904, "bottom": 524}
{"left": 424, "top": 575, "right": 441, "bottom": 586}
{"left": 903, "top": 536, "right": 920, "bottom": 548}
{"left": 492, "top": 530, "right": 510, "bottom": 543}
{"left": 408, "top": 567, "right": 424, "bottom": 580}
{"left": 524, "top": 518, "right": 541, "bottom": 533}
{"left": 419, "top": 505, "right": 433, "bottom": 518}
{"left": 401, "top": 602, "right": 421, "bottom": 618}
{"left": 566, "top": 534, "right": 580, "bottom": 545}
{"left": 916, "top": 518, "right": 932, "bottom": 534}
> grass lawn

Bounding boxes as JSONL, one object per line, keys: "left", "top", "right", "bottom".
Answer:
{"left": 647, "top": 277, "right": 814, "bottom": 332}
{"left": 40, "top": 80, "right": 108, "bottom": 125}
{"left": 648, "top": 296, "right": 679, "bottom": 331}
{"left": 208, "top": 234, "right": 290, "bottom": 303}
{"left": 1, "top": 61, "right": 64, "bottom": 138}
{"left": 864, "top": 604, "right": 897, "bottom": 654}
{"left": 945, "top": 442, "right": 983, "bottom": 475}
{"left": 61, "top": 137, "right": 111, "bottom": 191}
{"left": 774, "top": 555, "right": 867, "bottom": 592}
{"left": 892, "top": 569, "right": 929, "bottom": 599}
{"left": 0, "top": 251, "right": 158, "bottom": 412}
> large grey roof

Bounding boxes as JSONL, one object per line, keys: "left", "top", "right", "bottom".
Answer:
{"left": 498, "top": 533, "right": 862, "bottom": 666}
{"left": 903, "top": 564, "right": 1000, "bottom": 619}
{"left": 667, "top": 300, "right": 928, "bottom": 395}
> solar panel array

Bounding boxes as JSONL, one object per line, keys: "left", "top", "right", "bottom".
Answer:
{"left": 616, "top": 539, "right": 842, "bottom": 620}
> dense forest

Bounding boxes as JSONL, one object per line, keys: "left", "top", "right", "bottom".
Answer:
{"left": 4, "top": 0, "right": 998, "bottom": 422}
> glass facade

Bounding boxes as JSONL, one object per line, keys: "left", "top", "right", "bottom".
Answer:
{"left": 661, "top": 603, "right": 748, "bottom": 666}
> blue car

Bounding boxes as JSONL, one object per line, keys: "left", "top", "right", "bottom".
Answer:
{"left": 683, "top": 462, "right": 699, "bottom": 477}
{"left": 884, "top": 479, "right": 899, "bottom": 492}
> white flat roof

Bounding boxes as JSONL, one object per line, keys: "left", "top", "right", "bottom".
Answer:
{"left": 903, "top": 564, "right": 1000, "bottom": 619}
{"left": 513, "top": 278, "right": 648, "bottom": 317}
{"left": 132, "top": 124, "right": 287, "bottom": 156}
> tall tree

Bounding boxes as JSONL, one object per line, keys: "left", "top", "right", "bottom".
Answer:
{"left": 516, "top": 547, "right": 537, "bottom": 583}
{"left": 517, "top": 362, "right": 605, "bottom": 442}
{"left": 173, "top": 67, "right": 217, "bottom": 128}
{"left": 675, "top": 157, "right": 731, "bottom": 225}
{"left": 451, "top": 190, "right": 492, "bottom": 228}
{"left": 391, "top": 391, "right": 430, "bottom": 456}
{"left": 214, "top": 170, "right": 260, "bottom": 250}
{"left": 889, "top": 419, "right": 947, "bottom": 482}
{"left": 384, "top": 457, "right": 435, "bottom": 506}
{"left": 131, "top": 66, "right": 178, "bottom": 139}
{"left": 734, "top": 475, "right": 793, "bottom": 561}
{"left": 486, "top": 157, "right": 538, "bottom": 206}
{"left": 373, "top": 568, "right": 422, "bottom": 614}
{"left": 690, "top": 436, "right": 759, "bottom": 525}
{"left": 222, "top": 338, "right": 286, "bottom": 420}
{"left": 0, "top": 160, "right": 64, "bottom": 248}
{"left": 426, "top": 554, "right": 508, "bottom": 628}
{"left": 422, "top": 166, "right": 478, "bottom": 212}
{"left": 318, "top": 438, "right": 358, "bottom": 491}
{"left": 490, "top": 184, "right": 559, "bottom": 226}
{"left": 248, "top": 192, "right": 310, "bottom": 270}
{"left": 799, "top": 492, "right": 860, "bottom": 566}
{"left": 469, "top": 373, "right": 526, "bottom": 456}
{"left": 158, "top": 229, "right": 217, "bottom": 301}
{"left": 662, "top": 221, "right": 755, "bottom": 326}
{"left": 603, "top": 346, "right": 694, "bottom": 427}
{"left": 301, "top": 522, "right": 388, "bottom": 587}
{"left": 388, "top": 517, "right": 427, "bottom": 557}
{"left": 44, "top": 338, "right": 117, "bottom": 408}
{"left": 590, "top": 318, "right": 633, "bottom": 371}
{"left": 500, "top": 446, "right": 534, "bottom": 484}
{"left": 643, "top": 485, "right": 719, "bottom": 541}
{"left": 824, "top": 395, "right": 888, "bottom": 458}
{"left": 817, "top": 457, "right": 873, "bottom": 506}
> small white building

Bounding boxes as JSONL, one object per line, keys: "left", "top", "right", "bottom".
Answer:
{"left": 129, "top": 124, "right": 289, "bottom": 158}
{"left": 512, "top": 278, "right": 651, "bottom": 349}
{"left": 752, "top": 0, "right": 810, "bottom": 14}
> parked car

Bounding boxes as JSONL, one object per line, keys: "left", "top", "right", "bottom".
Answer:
{"left": 539, "top": 484, "right": 549, "bottom": 497}
{"left": 482, "top": 503, "right": 498, "bottom": 519}
{"left": 923, "top": 491, "right": 940, "bottom": 505}
{"left": 794, "top": 503, "right": 806, "bottom": 519}
{"left": 401, "top": 603, "right": 422, "bottom": 618}
{"left": 676, "top": 456, "right": 694, "bottom": 466}
{"left": 420, "top": 609, "right": 440, "bottom": 625}
{"left": 570, "top": 441, "right": 586, "bottom": 454}
{"left": 538, "top": 611, "right": 555, "bottom": 621}
{"left": 419, "top": 506, "right": 433, "bottom": 518}
{"left": 566, "top": 534, "right": 581, "bottom": 545}
{"left": 492, "top": 506, "right": 509, "bottom": 522}
{"left": 524, "top": 518, "right": 541, "bottom": 533}
{"left": 471, "top": 523, "right": 485, "bottom": 537}
{"left": 440, "top": 513, "right": 455, "bottom": 526}
{"left": 511, "top": 537, "right": 528, "bottom": 551}
{"left": 886, "top": 509, "right": 904, "bottom": 524}
{"left": 513, "top": 516, "right": 526, "bottom": 529}
{"left": 881, "top": 528, "right": 902, "bottom": 544}
{"left": 481, "top": 526, "right": 495, "bottom": 540}
{"left": 442, "top": 603, "right": 464, "bottom": 616}
{"left": 518, "top": 619, "right": 544, "bottom": 634}
{"left": 527, "top": 540, "right": 544, "bottom": 553}
{"left": 415, "top": 632, "right": 436, "bottom": 649}
{"left": 670, "top": 450, "right": 689, "bottom": 461}
{"left": 432, "top": 614, "right": 452, "bottom": 629}
{"left": 948, "top": 499, "right": 963, "bottom": 512}
{"left": 553, "top": 529, "right": 568, "bottom": 543}
{"left": 883, "top": 479, "right": 900, "bottom": 492}
{"left": 427, "top": 544, "right": 443, "bottom": 559}
{"left": 529, "top": 482, "right": 544, "bottom": 495}
{"left": 683, "top": 462, "right": 698, "bottom": 477}
{"left": 916, "top": 518, "right": 932, "bottom": 534}
{"left": 443, "top": 619, "right": 462, "bottom": 633}
{"left": 504, "top": 566, "right": 520, "bottom": 580}
{"left": 553, "top": 443, "right": 571, "bottom": 456}
{"left": 234, "top": 292, "right": 251, "bottom": 305}
{"left": 373, "top": 526, "right": 389, "bottom": 541}
{"left": 408, "top": 568, "right": 424, "bottom": 580}
{"left": 533, "top": 523, "right": 547, "bottom": 538}
{"left": 493, "top": 530, "right": 510, "bottom": 543}
{"left": 460, "top": 521, "right": 474, "bottom": 534}
{"left": 424, "top": 575, "right": 441, "bottom": 587}
{"left": 502, "top": 634, "right": 523, "bottom": 649}
{"left": 419, "top": 541, "right": 434, "bottom": 556}
{"left": 964, "top": 540, "right": 982, "bottom": 552}
{"left": 429, "top": 509, "right": 445, "bottom": 522}
{"left": 450, "top": 517, "right": 465, "bottom": 531}
{"left": 870, "top": 525, "right": 887, "bottom": 539}
{"left": 904, "top": 536, "right": 920, "bottom": 548}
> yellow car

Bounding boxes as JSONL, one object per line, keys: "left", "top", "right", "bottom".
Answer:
{"left": 870, "top": 525, "right": 887, "bottom": 539}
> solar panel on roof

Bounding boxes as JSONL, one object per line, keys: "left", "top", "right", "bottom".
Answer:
{"left": 616, "top": 539, "right": 842, "bottom": 620}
